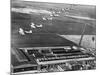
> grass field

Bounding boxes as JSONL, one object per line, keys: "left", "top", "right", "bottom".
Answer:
{"left": 11, "top": 0, "right": 96, "bottom": 35}
{"left": 11, "top": 0, "right": 96, "bottom": 49}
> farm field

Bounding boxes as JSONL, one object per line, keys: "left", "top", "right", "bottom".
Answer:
{"left": 61, "top": 35, "right": 96, "bottom": 49}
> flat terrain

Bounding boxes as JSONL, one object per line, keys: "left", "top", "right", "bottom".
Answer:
{"left": 12, "top": 33, "right": 78, "bottom": 48}
{"left": 61, "top": 35, "right": 96, "bottom": 49}
{"left": 11, "top": 0, "right": 96, "bottom": 48}
{"left": 11, "top": 0, "right": 96, "bottom": 35}
{"left": 11, "top": 1, "right": 96, "bottom": 72}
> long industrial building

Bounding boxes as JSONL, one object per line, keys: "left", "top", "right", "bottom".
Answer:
{"left": 11, "top": 33, "right": 95, "bottom": 74}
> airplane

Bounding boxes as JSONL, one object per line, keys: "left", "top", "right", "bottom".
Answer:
{"left": 36, "top": 24, "right": 43, "bottom": 28}
{"left": 30, "top": 22, "right": 36, "bottom": 29}
{"left": 25, "top": 30, "right": 32, "bottom": 34}
{"left": 18, "top": 28, "right": 25, "bottom": 35}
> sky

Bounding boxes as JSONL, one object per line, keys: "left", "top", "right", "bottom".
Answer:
{"left": 20, "top": 0, "right": 96, "bottom": 5}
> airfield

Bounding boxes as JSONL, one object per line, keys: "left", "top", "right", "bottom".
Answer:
{"left": 11, "top": 1, "right": 96, "bottom": 48}
{"left": 11, "top": 0, "right": 96, "bottom": 74}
